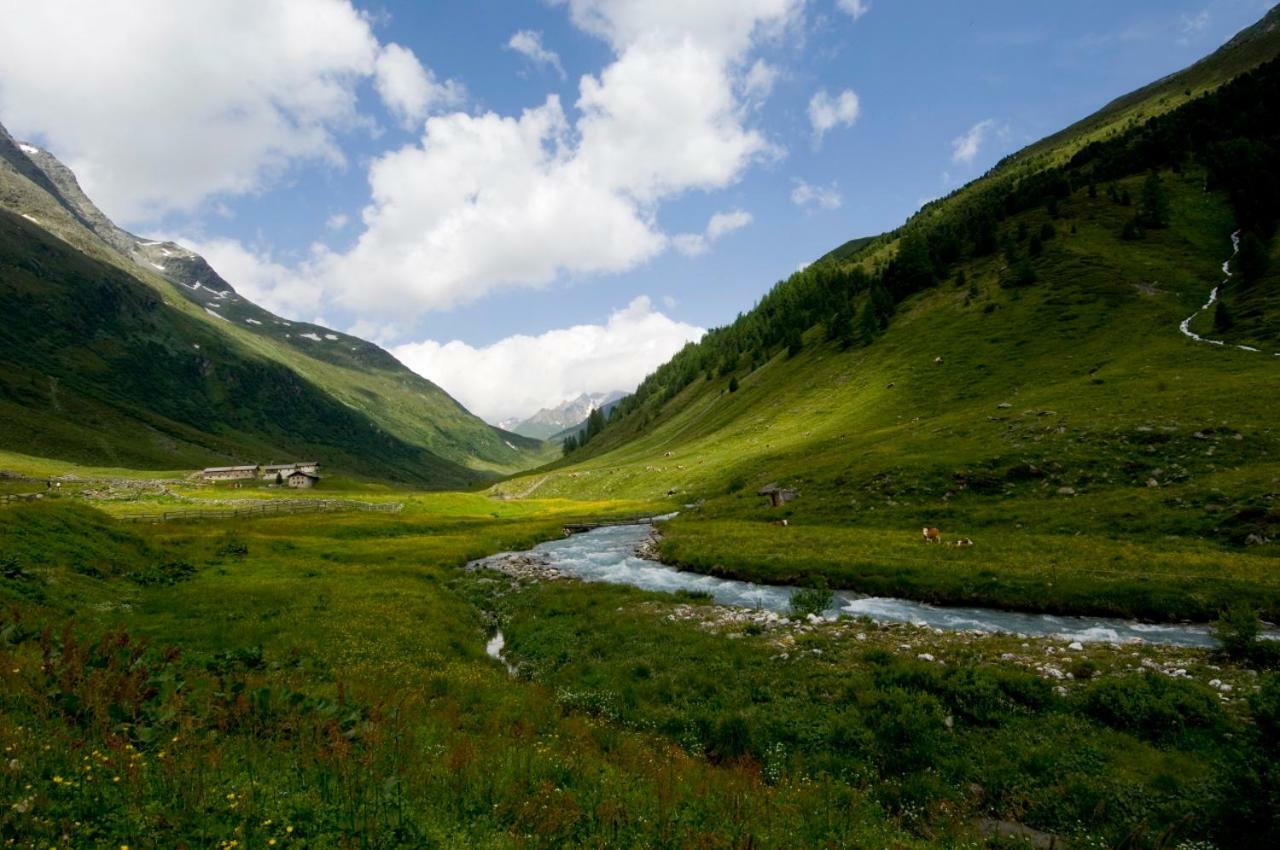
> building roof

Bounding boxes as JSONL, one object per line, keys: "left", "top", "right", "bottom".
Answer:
{"left": 287, "top": 470, "right": 321, "bottom": 479}
{"left": 263, "top": 462, "right": 318, "bottom": 471}
{"left": 203, "top": 465, "right": 259, "bottom": 473}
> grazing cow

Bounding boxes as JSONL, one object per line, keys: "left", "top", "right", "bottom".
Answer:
{"left": 949, "top": 538, "right": 974, "bottom": 547}
{"left": 770, "top": 519, "right": 790, "bottom": 527}
{"left": 922, "top": 527, "right": 941, "bottom": 544}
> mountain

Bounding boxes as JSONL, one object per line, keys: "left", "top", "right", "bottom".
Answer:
{"left": 546, "top": 394, "right": 626, "bottom": 444}
{"left": 502, "top": 391, "right": 625, "bottom": 440}
{"left": 494, "top": 9, "right": 1280, "bottom": 620}
{"left": 0, "top": 124, "right": 554, "bottom": 484}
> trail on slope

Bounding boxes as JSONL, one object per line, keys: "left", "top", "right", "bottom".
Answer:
{"left": 1178, "top": 230, "right": 1278, "bottom": 356}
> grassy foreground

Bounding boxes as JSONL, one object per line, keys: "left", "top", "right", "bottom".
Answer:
{"left": 1, "top": 488, "right": 1278, "bottom": 848}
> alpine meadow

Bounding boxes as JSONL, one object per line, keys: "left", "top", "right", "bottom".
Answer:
{"left": 2, "top": 2, "right": 1280, "bottom": 849}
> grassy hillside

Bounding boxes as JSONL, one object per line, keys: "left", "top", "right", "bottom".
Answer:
{"left": 0, "top": 126, "right": 554, "bottom": 483}
{"left": 498, "top": 43, "right": 1280, "bottom": 621}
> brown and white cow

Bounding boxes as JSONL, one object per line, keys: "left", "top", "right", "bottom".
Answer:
{"left": 922, "top": 527, "right": 941, "bottom": 544}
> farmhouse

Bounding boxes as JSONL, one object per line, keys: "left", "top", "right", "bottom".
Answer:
{"left": 286, "top": 470, "right": 321, "bottom": 489}
{"left": 201, "top": 465, "right": 259, "bottom": 482}
{"left": 261, "top": 461, "right": 319, "bottom": 479}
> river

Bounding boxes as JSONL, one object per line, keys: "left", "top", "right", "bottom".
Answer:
{"left": 470, "top": 520, "right": 1276, "bottom": 649}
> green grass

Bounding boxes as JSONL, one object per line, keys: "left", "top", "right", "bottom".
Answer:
{"left": 3, "top": 495, "right": 1278, "bottom": 847}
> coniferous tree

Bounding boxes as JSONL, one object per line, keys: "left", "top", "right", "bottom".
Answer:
{"left": 858, "top": 301, "right": 880, "bottom": 344}
{"left": 1214, "top": 299, "right": 1235, "bottom": 332}
{"left": 585, "top": 407, "right": 606, "bottom": 442}
{"left": 786, "top": 328, "right": 803, "bottom": 358}
{"left": 1138, "top": 171, "right": 1170, "bottom": 228}
{"left": 728, "top": 376, "right": 739, "bottom": 393}
{"left": 1236, "top": 231, "right": 1270, "bottom": 288}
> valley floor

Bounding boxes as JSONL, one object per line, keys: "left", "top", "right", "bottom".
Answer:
{"left": 2, "top": 465, "right": 1279, "bottom": 848}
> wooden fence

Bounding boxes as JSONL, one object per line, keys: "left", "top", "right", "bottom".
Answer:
{"left": 119, "top": 500, "right": 403, "bottom": 523}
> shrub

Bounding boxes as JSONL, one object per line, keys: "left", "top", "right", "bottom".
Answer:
{"left": 1077, "top": 674, "right": 1224, "bottom": 742}
{"left": 789, "top": 584, "right": 834, "bottom": 619}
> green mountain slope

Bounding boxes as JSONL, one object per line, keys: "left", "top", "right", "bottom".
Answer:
{"left": 0, "top": 124, "right": 553, "bottom": 483}
{"left": 497, "top": 13, "right": 1280, "bottom": 621}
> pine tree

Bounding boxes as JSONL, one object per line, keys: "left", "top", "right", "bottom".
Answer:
{"left": 728, "top": 376, "right": 739, "bottom": 393}
{"left": 786, "top": 328, "right": 803, "bottom": 358}
{"left": 1138, "top": 171, "right": 1170, "bottom": 228}
{"left": 858, "top": 301, "right": 880, "bottom": 344}
{"left": 1214, "top": 299, "right": 1235, "bottom": 332}
{"left": 1236, "top": 231, "right": 1270, "bottom": 288}
{"left": 585, "top": 407, "right": 606, "bottom": 442}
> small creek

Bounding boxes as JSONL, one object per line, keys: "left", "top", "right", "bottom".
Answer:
{"left": 470, "top": 521, "right": 1280, "bottom": 649}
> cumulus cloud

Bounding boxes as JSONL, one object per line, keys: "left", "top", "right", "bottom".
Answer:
{"left": 673, "top": 208, "right": 753, "bottom": 256}
{"left": 326, "top": 213, "right": 350, "bottom": 231}
{"left": 791, "top": 178, "right": 842, "bottom": 211}
{"left": 10, "top": 0, "right": 807, "bottom": 330}
{"left": 951, "top": 118, "right": 999, "bottom": 165}
{"left": 807, "top": 88, "right": 860, "bottom": 143}
{"left": 311, "top": 0, "right": 798, "bottom": 313}
{"left": 0, "top": 0, "right": 412, "bottom": 223}
{"left": 507, "top": 30, "right": 566, "bottom": 78}
{"left": 391, "top": 296, "right": 705, "bottom": 423}
{"left": 837, "top": 0, "right": 871, "bottom": 21}
{"left": 373, "top": 43, "right": 465, "bottom": 128}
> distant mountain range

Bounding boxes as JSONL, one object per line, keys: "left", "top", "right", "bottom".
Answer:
{"left": 0, "top": 122, "right": 554, "bottom": 485}
{"left": 500, "top": 391, "right": 626, "bottom": 440}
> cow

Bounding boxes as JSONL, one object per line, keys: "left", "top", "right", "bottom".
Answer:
{"left": 922, "top": 527, "right": 941, "bottom": 544}
{"left": 770, "top": 519, "right": 790, "bottom": 527}
{"left": 948, "top": 538, "right": 974, "bottom": 547}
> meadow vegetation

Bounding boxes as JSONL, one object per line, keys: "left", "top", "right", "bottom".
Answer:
{"left": 2, "top": 494, "right": 1278, "bottom": 847}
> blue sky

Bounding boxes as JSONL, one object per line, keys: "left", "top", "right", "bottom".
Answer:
{"left": 0, "top": 0, "right": 1272, "bottom": 422}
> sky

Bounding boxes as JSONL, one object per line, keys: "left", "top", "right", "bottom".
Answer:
{"left": 0, "top": 0, "right": 1273, "bottom": 424}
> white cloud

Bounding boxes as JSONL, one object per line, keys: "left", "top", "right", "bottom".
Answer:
{"left": 310, "top": 1, "right": 798, "bottom": 313}
{"left": 950, "top": 118, "right": 999, "bottom": 164}
{"left": 391, "top": 296, "right": 705, "bottom": 423}
{"left": 1181, "top": 9, "right": 1210, "bottom": 34}
{"left": 326, "top": 213, "right": 350, "bottom": 231}
{"left": 673, "top": 208, "right": 753, "bottom": 256}
{"left": 807, "top": 88, "right": 860, "bottom": 143}
{"left": 741, "top": 59, "right": 780, "bottom": 106}
{"left": 791, "top": 178, "right": 842, "bottom": 210}
{"left": 373, "top": 42, "right": 465, "bottom": 129}
{"left": 507, "top": 30, "right": 566, "bottom": 78}
{"left": 837, "top": 0, "right": 871, "bottom": 21}
{"left": 0, "top": 0, "right": 408, "bottom": 224}
{"left": 166, "top": 235, "right": 321, "bottom": 318}
{"left": 28, "top": 1, "right": 807, "bottom": 326}
{"left": 706, "top": 209, "right": 753, "bottom": 240}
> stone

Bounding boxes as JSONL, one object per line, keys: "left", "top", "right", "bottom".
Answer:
{"left": 1057, "top": 486, "right": 1076, "bottom": 496}
{"left": 996, "top": 402, "right": 1012, "bottom": 409}
{"left": 1067, "top": 641, "right": 1084, "bottom": 651}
